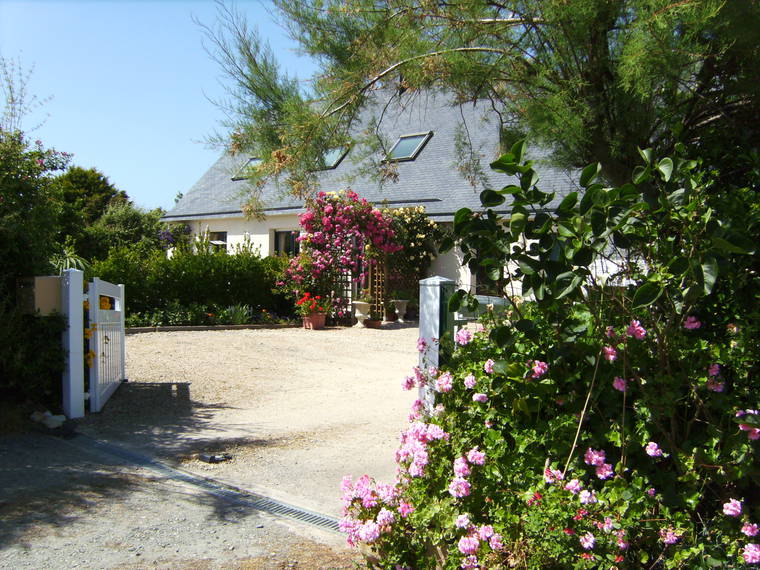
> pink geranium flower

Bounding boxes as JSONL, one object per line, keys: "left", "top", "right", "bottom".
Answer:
{"left": 708, "top": 363, "right": 721, "bottom": 376}
{"left": 564, "top": 479, "right": 583, "bottom": 494}
{"left": 659, "top": 527, "right": 681, "bottom": 545}
{"left": 595, "top": 463, "right": 614, "bottom": 480}
{"left": 457, "top": 534, "right": 480, "bottom": 555}
{"left": 723, "top": 498, "right": 742, "bottom": 517}
{"left": 743, "top": 544, "right": 760, "bottom": 564}
{"left": 467, "top": 447, "right": 486, "bottom": 465}
{"left": 435, "top": 372, "right": 453, "bottom": 393}
{"left": 612, "top": 376, "right": 627, "bottom": 392}
{"left": 683, "top": 316, "right": 701, "bottom": 330}
{"left": 530, "top": 360, "right": 548, "bottom": 378}
{"left": 645, "top": 442, "right": 663, "bottom": 457}
{"left": 483, "top": 359, "right": 495, "bottom": 374}
{"left": 584, "top": 447, "right": 606, "bottom": 466}
{"left": 455, "top": 514, "right": 470, "bottom": 528}
{"left": 472, "top": 393, "right": 488, "bottom": 403}
{"left": 579, "top": 532, "right": 596, "bottom": 550}
{"left": 626, "top": 320, "right": 647, "bottom": 339}
{"left": 463, "top": 373, "right": 477, "bottom": 389}
{"left": 742, "top": 523, "right": 759, "bottom": 537}
{"left": 603, "top": 345, "right": 618, "bottom": 362}
{"left": 455, "top": 328, "right": 473, "bottom": 346}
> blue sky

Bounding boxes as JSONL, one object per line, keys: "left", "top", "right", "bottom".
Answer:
{"left": 0, "top": 0, "right": 317, "bottom": 211}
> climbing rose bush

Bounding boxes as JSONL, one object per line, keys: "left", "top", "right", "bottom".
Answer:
{"left": 281, "top": 189, "right": 400, "bottom": 317}
{"left": 340, "top": 144, "right": 758, "bottom": 568}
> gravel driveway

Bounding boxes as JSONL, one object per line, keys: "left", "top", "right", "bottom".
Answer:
{"left": 0, "top": 324, "right": 418, "bottom": 568}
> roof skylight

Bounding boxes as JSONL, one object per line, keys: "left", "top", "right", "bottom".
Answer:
{"left": 231, "top": 157, "right": 263, "bottom": 181}
{"left": 386, "top": 132, "right": 433, "bottom": 162}
{"left": 318, "top": 147, "right": 349, "bottom": 170}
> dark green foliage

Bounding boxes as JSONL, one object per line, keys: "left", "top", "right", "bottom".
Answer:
{"left": 90, "top": 244, "right": 291, "bottom": 323}
{"left": 206, "top": 0, "right": 760, "bottom": 194}
{"left": 0, "top": 130, "right": 69, "bottom": 408}
{"left": 0, "top": 300, "right": 66, "bottom": 411}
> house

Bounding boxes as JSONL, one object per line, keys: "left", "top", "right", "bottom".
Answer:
{"left": 162, "top": 90, "right": 578, "bottom": 292}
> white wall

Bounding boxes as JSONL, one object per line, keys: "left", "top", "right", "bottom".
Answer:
{"left": 188, "top": 214, "right": 301, "bottom": 256}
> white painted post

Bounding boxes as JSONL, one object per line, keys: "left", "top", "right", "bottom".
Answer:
{"left": 118, "top": 283, "right": 126, "bottom": 383}
{"left": 418, "top": 276, "right": 455, "bottom": 410}
{"left": 61, "top": 269, "right": 85, "bottom": 419}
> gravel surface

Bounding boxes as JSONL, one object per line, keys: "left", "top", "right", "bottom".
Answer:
{"left": 0, "top": 324, "right": 419, "bottom": 568}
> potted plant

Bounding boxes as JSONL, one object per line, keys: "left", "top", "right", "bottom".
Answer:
{"left": 363, "top": 307, "right": 384, "bottom": 328}
{"left": 295, "top": 292, "right": 330, "bottom": 330}
{"left": 388, "top": 290, "right": 411, "bottom": 323}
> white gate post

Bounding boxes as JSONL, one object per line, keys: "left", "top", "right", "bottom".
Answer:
{"left": 418, "top": 276, "right": 455, "bottom": 411}
{"left": 61, "top": 269, "right": 85, "bottom": 419}
{"left": 118, "top": 283, "right": 126, "bottom": 383}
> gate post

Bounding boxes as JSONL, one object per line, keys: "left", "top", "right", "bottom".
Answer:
{"left": 418, "top": 276, "right": 455, "bottom": 410}
{"left": 61, "top": 269, "right": 85, "bottom": 419}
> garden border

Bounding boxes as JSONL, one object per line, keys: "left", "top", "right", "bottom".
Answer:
{"left": 126, "top": 323, "right": 301, "bottom": 335}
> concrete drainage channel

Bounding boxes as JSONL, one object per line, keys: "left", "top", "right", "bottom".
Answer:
{"left": 61, "top": 433, "right": 341, "bottom": 533}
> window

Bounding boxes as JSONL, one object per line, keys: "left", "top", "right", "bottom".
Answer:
{"left": 273, "top": 230, "right": 300, "bottom": 256}
{"left": 386, "top": 132, "right": 433, "bottom": 162}
{"left": 317, "top": 147, "right": 348, "bottom": 170}
{"left": 208, "top": 231, "right": 227, "bottom": 252}
{"left": 231, "top": 157, "right": 263, "bottom": 181}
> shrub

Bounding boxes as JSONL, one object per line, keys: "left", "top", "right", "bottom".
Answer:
{"left": 340, "top": 143, "right": 758, "bottom": 568}
{"left": 91, "top": 241, "right": 291, "bottom": 323}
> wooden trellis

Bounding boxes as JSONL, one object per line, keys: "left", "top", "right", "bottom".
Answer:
{"left": 368, "top": 258, "right": 387, "bottom": 317}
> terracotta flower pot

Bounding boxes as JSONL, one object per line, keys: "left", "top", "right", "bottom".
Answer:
{"left": 302, "top": 312, "right": 326, "bottom": 330}
{"left": 363, "top": 319, "right": 382, "bottom": 329}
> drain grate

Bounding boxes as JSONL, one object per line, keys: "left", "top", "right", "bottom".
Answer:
{"left": 63, "top": 434, "right": 340, "bottom": 532}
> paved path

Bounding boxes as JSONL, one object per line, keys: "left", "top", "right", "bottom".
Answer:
{"left": 0, "top": 432, "right": 359, "bottom": 569}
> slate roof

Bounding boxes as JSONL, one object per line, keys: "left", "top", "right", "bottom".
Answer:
{"left": 163, "top": 90, "right": 579, "bottom": 223}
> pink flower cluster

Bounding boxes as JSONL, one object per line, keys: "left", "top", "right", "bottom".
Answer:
{"left": 448, "top": 447, "right": 486, "bottom": 499}
{"left": 455, "top": 518, "right": 504, "bottom": 567}
{"left": 584, "top": 447, "right": 614, "bottom": 480}
{"left": 455, "top": 328, "right": 473, "bottom": 346}
{"left": 285, "top": 190, "right": 401, "bottom": 315}
{"left": 683, "top": 315, "right": 702, "bottom": 330}
{"left": 396, "top": 420, "right": 449, "bottom": 478}
{"left": 645, "top": 441, "right": 664, "bottom": 458}
{"left": 530, "top": 360, "right": 548, "bottom": 379}
{"left": 626, "top": 320, "right": 647, "bottom": 340}
{"left": 659, "top": 527, "right": 681, "bottom": 545}
{"left": 339, "top": 474, "right": 401, "bottom": 546}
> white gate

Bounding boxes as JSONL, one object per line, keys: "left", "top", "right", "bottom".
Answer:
{"left": 61, "top": 269, "right": 126, "bottom": 418}
{"left": 87, "top": 277, "right": 126, "bottom": 413}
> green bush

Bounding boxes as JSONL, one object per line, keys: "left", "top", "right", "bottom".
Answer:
{"left": 91, "top": 242, "right": 292, "bottom": 324}
{"left": 340, "top": 144, "right": 759, "bottom": 568}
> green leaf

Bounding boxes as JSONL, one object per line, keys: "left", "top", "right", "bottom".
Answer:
{"left": 632, "top": 165, "right": 651, "bottom": 185}
{"left": 492, "top": 360, "right": 511, "bottom": 375}
{"left": 513, "top": 319, "right": 535, "bottom": 332}
{"left": 657, "top": 157, "right": 674, "bottom": 181}
{"left": 632, "top": 282, "right": 663, "bottom": 308}
{"left": 490, "top": 155, "right": 519, "bottom": 174}
{"left": 733, "top": 415, "right": 760, "bottom": 429}
{"left": 556, "top": 274, "right": 583, "bottom": 299}
{"left": 480, "top": 188, "right": 506, "bottom": 207}
{"left": 497, "top": 184, "right": 522, "bottom": 196}
{"left": 510, "top": 212, "right": 526, "bottom": 236}
{"left": 490, "top": 326, "right": 514, "bottom": 348}
{"left": 520, "top": 169, "right": 539, "bottom": 191}
{"left": 556, "top": 192, "right": 578, "bottom": 214}
{"left": 702, "top": 256, "right": 718, "bottom": 295}
{"left": 510, "top": 139, "right": 526, "bottom": 163}
{"left": 453, "top": 208, "right": 472, "bottom": 234}
{"left": 579, "top": 162, "right": 601, "bottom": 187}
{"left": 638, "top": 147, "right": 653, "bottom": 165}
{"left": 668, "top": 256, "right": 689, "bottom": 276}
{"left": 447, "top": 289, "right": 465, "bottom": 312}
{"left": 711, "top": 236, "right": 751, "bottom": 255}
